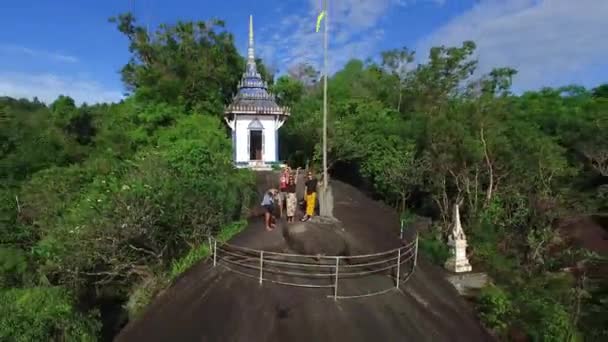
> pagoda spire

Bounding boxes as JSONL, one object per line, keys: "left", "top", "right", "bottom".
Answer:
{"left": 224, "top": 14, "right": 290, "bottom": 123}
{"left": 247, "top": 15, "right": 255, "bottom": 65}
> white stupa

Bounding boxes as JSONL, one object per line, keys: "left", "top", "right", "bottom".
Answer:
{"left": 444, "top": 203, "right": 472, "bottom": 273}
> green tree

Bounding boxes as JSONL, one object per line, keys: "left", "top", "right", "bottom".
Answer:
{"left": 50, "top": 95, "right": 77, "bottom": 125}
{"left": 287, "top": 62, "right": 320, "bottom": 87}
{"left": 591, "top": 83, "right": 608, "bottom": 98}
{"left": 381, "top": 46, "right": 415, "bottom": 112}
{"left": 408, "top": 41, "right": 478, "bottom": 114}
{"left": 109, "top": 13, "right": 244, "bottom": 113}
{"left": 272, "top": 76, "right": 304, "bottom": 107}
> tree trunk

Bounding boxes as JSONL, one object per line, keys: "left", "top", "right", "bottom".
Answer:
{"left": 480, "top": 126, "right": 494, "bottom": 204}
{"left": 397, "top": 89, "right": 402, "bottom": 112}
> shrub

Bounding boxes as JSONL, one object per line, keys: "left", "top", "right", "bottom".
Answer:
{"left": 0, "top": 247, "right": 29, "bottom": 287}
{"left": 0, "top": 188, "right": 18, "bottom": 242}
{"left": 477, "top": 285, "right": 511, "bottom": 333}
{"left": 418, "top": 231, "right": 450, "bottom": 265}
{"left": 516, "top": 290, "right": 577, "bottom": 342}
{"left": 0, "top": 287, "right": 100, "bottom": 341}
{"left": 169, "top": 244, "right": 211, "bottom": 281}
{"left": 18, "top": 164, "right": 96, "bottom": 230}
{"left": 33, "top": 115, "right": 254, "bottom": 290}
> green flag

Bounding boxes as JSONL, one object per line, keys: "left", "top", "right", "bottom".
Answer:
{"left": 316, "top": 10, "right": 326, "bottom": 33}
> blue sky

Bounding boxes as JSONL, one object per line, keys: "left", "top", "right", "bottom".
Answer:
{"left": 0, "top": 0, "right": 606, "bottom": 104}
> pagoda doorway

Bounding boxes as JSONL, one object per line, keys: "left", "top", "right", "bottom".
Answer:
{"left": 249, "top": 130, "right": 263, "bottom": 161}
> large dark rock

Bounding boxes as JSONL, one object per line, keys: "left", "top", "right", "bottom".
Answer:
{"left": 117, "top": 172, "right": 492, "bottom": 342}
{"left": 282, "top": 219, "right": 349, "bottom": 257}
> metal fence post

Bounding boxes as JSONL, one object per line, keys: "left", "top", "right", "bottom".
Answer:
{"left": 413, "top": 235, "right": 419, "bottom": 268}
{"left": 213, "top": 239, "right": 217, "bottom": 267}
{"left": 396, "top": 248, "right": 402, "bottom": 289}
{"left": 259, "top": 251, "right": 264, "bottom": 285}
{"left": 334, "top": 257, "right": 340, "bottom": 300}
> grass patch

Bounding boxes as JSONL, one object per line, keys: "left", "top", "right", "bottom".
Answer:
{"left": 168, "top": 244, "right": 211, "bottom": 281}
{"left": 126, "top": 275, "right": 168, "bottom": 319}
{"left": 168, "top": 220, "right": 247, "bottom": 281}
{"left": 129, "top": 220, "right": 248, "bottom": 318}
{"left": 215, "top": 220, "right": 248, "bottom": 242}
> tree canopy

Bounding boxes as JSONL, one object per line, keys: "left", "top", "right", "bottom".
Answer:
{"left": 280, "top": 41, "right": 607, "bottom": 341}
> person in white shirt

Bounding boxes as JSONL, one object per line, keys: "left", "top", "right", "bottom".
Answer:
{"left": 261, "top": 188, "right": 278, "bottom": 231}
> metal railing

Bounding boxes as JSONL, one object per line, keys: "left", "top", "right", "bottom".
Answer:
{"left": 208, "top": 234, "right": 419, "bottom": 300}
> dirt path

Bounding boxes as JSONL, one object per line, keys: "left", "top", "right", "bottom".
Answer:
{"left": 116, "top": 172, "right": 491, "bottom": 341}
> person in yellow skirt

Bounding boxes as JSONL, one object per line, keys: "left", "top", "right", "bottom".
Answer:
{"left": 301, "top": 170, "right": 318, "bottom": 222}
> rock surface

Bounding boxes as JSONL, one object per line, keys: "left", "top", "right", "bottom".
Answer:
{"left": 116, "top": 172, "right": 492, "bottom": 342}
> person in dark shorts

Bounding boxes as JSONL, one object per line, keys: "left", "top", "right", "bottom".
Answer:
{"left": 261, "top": 189, "right": 278, "bottom": 231}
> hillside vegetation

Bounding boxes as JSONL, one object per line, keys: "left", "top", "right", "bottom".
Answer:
{"left": 275, "top": 44, "right": 607, "bottom": 341}
{"left": 1, "top": 13, "right": 607, "bottom": 341}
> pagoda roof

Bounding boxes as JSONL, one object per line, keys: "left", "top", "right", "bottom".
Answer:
{"left": 225, "top": 16, "right": 289, "bottom": 117}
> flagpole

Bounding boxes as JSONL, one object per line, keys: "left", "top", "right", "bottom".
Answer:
{"left": 322, "top": 0, "right": 328, "bottom": 193}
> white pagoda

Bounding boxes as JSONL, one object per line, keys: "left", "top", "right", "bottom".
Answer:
{"left": 444, "top": 203, "right": 472, "bottom": 273}
{"left": 224, "top": 15, "right": 289, "bottom": 169}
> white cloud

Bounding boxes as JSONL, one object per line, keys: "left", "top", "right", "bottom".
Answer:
{"left": 397, "top": 0, "right": 447, "bottom": 9}
{"left": 0, "top": 71, "right": 123, "bottom": 104}
{"left": 258, "top": 0, "right": 442, "bottom": 74}
{"left": 415, "top": 0, "right": 608, "bottom": 90}
{"left": 0, "top": 44, "right": 79, "bottom": 63}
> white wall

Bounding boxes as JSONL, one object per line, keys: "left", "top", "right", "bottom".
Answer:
{"left": 234, "top": 115, "right": 278, "bottom": 163}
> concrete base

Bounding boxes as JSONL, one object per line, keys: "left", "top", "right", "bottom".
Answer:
{"left": 444, "top": 257, "right": 472, "bottom": 273}
{"left": 444, "top": 238, "right": 471, "bottom": 273}
{"left": 318, "top": 185, "right": 334, "bottom": 218}
{"left": 235, "top": 161, "right": 285, "bottom": 171}
{"left": 445, "top": 272, "right": 490, "bottom": 296}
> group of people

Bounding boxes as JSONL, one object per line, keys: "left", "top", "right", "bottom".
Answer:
{"left": 262, "top": 166, "right": 318, "bottom": 231}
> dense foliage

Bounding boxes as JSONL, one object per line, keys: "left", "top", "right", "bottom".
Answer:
{"left": 109, "top": 13, "right": 274, "bottom": 113}
{"left": 276, "top": 42, "right": 607, "bottom": 340}
{"left": 0, "top": 14, "right": 256, "bottom": 340}
{"left": 0, "top": 287, "right": 100, "bottom": 341}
